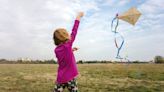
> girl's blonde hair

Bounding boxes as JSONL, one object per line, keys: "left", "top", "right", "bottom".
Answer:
{"left": 53, "top": 28, "right": 69, "bottom": 45}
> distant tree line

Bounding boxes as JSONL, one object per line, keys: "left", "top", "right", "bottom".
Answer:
{"left": 0, "top": 59, "right": 57, "bottom": 64}
{"left": 154, "top": 55, "right": 164, "bottom": 63}
{"left": 77, "top": 60, "right": 112, "bottom": 64}
{"left": 0, "top": 55, "right": 163, "bottom": 64}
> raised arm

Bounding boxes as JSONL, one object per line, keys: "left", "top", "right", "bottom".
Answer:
{"left": 76, "top": 12, "right": 84, "bottom": 21}
{"left": 70, "top": 12, "right": 84, "bottom": 44}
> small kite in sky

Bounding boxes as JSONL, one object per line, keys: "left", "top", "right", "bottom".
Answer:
{"left": 111, "top": 7, "right": 141, "bottom": 60}
{"left": 118, "top": 7, "right": 142, "bottom": 25}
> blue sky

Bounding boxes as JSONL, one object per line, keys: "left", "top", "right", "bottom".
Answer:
{"left": 0, "top": 0, "right": 163, "bottom": 61}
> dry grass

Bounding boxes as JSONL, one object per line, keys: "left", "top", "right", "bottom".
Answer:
{"left": 0, "top": 64, "right": 163, "bottom": 92}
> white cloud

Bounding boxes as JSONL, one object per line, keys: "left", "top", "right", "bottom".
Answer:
{"left": 117, "top": 0, "right": 130, "bottom": 6}
{"left": 0, "top": 0, "right": 101, "bottom": 60}
{"left": 139, "top": 0, "right": 164, "bottom": 14}
{"left": 0, "top": 0, "right": 163, "bottom": 61}
{"left": 102, "top": 0, "right": 130, "bottom": 7}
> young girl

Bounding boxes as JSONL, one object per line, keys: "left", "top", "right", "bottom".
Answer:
{"left": 53, "top": 12, "right": 84, "bottom": 92}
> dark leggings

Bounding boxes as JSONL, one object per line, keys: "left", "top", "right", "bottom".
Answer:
{"left": 53, "top": 78, "right": 78, "bottom": 92}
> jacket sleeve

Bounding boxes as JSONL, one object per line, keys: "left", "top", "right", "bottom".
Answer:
{"left": 69, "top": 20, "right": 80, "bottom": 45}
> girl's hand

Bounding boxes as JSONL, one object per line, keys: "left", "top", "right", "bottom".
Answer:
{"left": 76, "top": 12, "right": 84, "bottom": 20}
{"left": 72, "top": 47, "right": 79, "bottom": 52}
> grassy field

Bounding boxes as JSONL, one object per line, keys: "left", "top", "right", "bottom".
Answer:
{"left": 0, "top": 64, "right": 164, "bottom": 92}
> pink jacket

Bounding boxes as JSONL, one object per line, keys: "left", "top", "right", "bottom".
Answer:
{"left": 54, "top": 20, "right": 80, "bottom": 83}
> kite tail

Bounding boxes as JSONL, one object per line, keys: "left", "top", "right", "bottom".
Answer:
{"left": 111, "top": 15, "right": 124, "bottom": 60}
